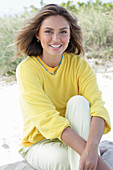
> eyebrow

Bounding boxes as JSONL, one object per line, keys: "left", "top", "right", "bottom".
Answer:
{"left": 44, "top": 27, "right": 69, "bottom": 30}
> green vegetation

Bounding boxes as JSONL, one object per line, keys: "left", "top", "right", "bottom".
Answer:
{"left": 61, "top": 0, "right": 113, "bottom": 59}
{"left": 0, "top": 0, "right": 113, "bottom": 76}
{"left": 75, "top": 6, "right": 113, "bottom": 59}
{"left": 0, "top": 16, "right": 25, "bottom": 75}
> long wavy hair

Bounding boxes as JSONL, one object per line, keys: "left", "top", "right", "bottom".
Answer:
{"left": 15, "top": 4, "right": 85, "bottom": 57}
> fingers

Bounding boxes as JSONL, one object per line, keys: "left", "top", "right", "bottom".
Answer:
{"left": 79, "top": 161, "right": 96, "bottom": 170}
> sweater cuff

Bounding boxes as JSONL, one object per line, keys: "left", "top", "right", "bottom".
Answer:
{"left": 58, "top": 124, "right": 72, "bottom": 142}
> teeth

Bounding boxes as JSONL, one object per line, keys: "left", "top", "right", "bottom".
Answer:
{"left": 50, "top": 45, "right": 61, "bottom": 48}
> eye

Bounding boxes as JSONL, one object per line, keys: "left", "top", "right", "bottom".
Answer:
{"left": 45, "top": 30, "right": 52, "bottom": 34}
{"left": 60, "top": 30, "right": 67, "bottom": 34}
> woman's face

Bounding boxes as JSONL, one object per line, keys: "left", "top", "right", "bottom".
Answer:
{"left": 36, "top": 15, "right": 70, "bottom": 59}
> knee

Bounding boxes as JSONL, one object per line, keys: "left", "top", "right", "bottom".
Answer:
{"left": 67, "top": 95, "right": 89, "bottom": 108}
{"left": 66, "top": 95, "right": 91, "bottom": 140}
{"left": 66, "top": 95, "right": 91, "bottom": 127}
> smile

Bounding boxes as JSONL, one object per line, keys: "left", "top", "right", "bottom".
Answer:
{"left": 49, "top": 44, "right": 62, "bottom": 48}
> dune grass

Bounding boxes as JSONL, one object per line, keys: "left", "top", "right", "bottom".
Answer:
{"left": 76, "top": 7, "right": 113, "bottom": 58}
{"left": 0, "top": 16, "right": 25, "bottom": 75}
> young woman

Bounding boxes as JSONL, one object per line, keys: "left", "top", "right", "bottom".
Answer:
{"left": 16, "top": 4, "right": 111, "bottom": 170}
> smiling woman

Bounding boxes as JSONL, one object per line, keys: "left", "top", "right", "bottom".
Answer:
{"left": 15, "top": 4, "right": 84, "bottom": 58}
{"left": 15, "top": 4, "right": 111, "bottom": 170}
{"left": 35, "top": 15, "right": 70, "bottom": 67}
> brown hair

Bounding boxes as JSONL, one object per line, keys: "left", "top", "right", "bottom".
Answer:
{"left": 15, "top": 4, "right": 85, "bottom": 57}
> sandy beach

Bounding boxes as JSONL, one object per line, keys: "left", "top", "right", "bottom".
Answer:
{"left": 0, "top": 59, "right": 113, "bottom": 166}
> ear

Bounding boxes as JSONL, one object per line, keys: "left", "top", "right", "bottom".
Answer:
{"left": 36, "top": 35, "right": 40, "bottom": 41}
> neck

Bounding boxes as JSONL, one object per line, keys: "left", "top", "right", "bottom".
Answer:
{"left": 40, "top": 54, "right": 63, "bottom": 68}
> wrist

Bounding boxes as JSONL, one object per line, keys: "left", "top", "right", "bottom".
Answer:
{"left": 86, "top": 141, "right": 98, "bottom": 152}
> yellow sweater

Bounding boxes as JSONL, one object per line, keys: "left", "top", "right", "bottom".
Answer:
{"left": 16, "top": 52, "right": 111, "bottom": 147}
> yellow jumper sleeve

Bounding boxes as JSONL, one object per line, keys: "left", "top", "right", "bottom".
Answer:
{"left": 77, "top": 57, "right": 111, "bottom": 134}
{"left": 16, "top": 58, "right": 70, "bottom": 146}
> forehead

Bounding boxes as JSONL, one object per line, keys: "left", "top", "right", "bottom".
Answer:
{"left": 40, "top": 15, "right": 70, "bottom": 28}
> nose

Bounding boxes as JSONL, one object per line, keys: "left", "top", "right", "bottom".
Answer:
{"left": 52, "top": 33, "right": 60, "bottom": 42}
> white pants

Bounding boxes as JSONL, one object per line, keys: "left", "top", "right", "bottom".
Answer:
{"left": 19, "top": 95, "right": 91, "bottom": 170}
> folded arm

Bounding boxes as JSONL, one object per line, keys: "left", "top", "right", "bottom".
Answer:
{"left": 61, "top": 116, "right": 110, "bottom": 170}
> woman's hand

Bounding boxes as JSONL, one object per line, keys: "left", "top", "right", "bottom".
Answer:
{"left": 79, "top": 144, "right": 98, "bottom": 170}
{"left": 79, "top": 145, "right": 110, "bottom": 170}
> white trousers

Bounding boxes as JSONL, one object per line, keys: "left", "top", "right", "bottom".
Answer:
{"left": 20, "top": 95, "right": 91, "bottom": 170}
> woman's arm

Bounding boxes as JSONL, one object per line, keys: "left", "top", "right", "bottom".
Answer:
{"left": 86, "top": 116, "right": 105, "bottom": 149}
{"left": 61, "top": 116, "right": 110, "bottom": 170}
{"left": 16, "top": 60, "right": 71, "bottom": 141}
{"left": 77, "top": 57, "right": 111, "bottom": 135}
{"left": 78, "top": 116, "right": 105, "bottom": 170}
{"left": 61, "top": 126, "right": 86, "bottom": 155}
